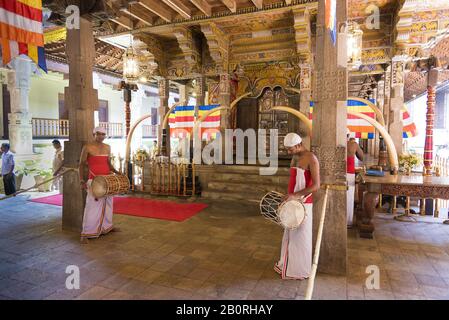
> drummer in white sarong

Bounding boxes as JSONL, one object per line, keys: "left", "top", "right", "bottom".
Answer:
{"left": 274, "top": 133, "right": 320, "bottom": 280}
{"left": 79, "top": 127, "right": 121, "bottom": 243}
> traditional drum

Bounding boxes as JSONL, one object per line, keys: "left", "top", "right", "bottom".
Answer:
{"left": 260, "top": 191, "right": 308, "bottom": 230}
{"left": 91, "top": 174, "right": 130, "bottom": 198}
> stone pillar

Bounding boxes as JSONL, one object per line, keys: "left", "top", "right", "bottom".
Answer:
{"left": 389, "top": 59, "right": 405, "bottom": 155}
{"left": 219, "top": 73, "right": 231, "bottom": 130}
{"left": 311, "top": 0, "right": 348, "bottom": 275}
{"left": 299, "top": 64, "right": 312, "bottom": 149}
{"left": 158, "top": 78, "right": 169, "bottom": 155}
{"left": 62, "top": 17, "right": 98, "bottom": 232}
{"left": 178, "top": 83, "right": 189, "bottom": 106}
{"left": 7, "top": 57, "right": 34, "bottom": 155}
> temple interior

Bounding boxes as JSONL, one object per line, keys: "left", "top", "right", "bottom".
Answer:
{"left": 1, "top": 0, "right": 449, "bottom": 300}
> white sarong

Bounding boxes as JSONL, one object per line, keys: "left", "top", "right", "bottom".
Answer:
{"left": 347, "top": 173, "right": 355, "bottom": 226}
{"left": 81, "top": 179, "right": 114, "bottom": 238}
{"left": 275, "top": 167, "right": 312, "bottom": 279}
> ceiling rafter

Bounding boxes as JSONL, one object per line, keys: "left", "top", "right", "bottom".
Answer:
{"left": 219, "top": 0, "right": 237, "bottom": 13}
{"left": 162, "top": 0, "right": 192, "bottom": 19}
{"left": 189, "top": 0, "right": 212, "bottom": 16}
{"left": 138, "top": 0, "right": 174, "bottom": 23}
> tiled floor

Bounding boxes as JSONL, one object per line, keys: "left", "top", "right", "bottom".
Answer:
{"left": 1, "top": 192, "right": 449, "bottom": 300}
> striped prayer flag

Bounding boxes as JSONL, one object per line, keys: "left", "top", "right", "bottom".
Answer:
{"left": 309, "top": 99, "right": 417, "bottom": 139}
{"left": 309, "top": 99, "right": 376, "bottom": 139}
{"left": 325, "top": 0, "right": 337, "bottom": 45}
{"left": 402, "top": 104, "right": 418, "bottom": 138}
{"left": 198, "top": 105, "right": 220, "bottom": 140}
{"left": 0, "top": 0, "right": 47, "bottom": 72}
{"left": 169, "top": 105, "right": 195, "bottom": 138}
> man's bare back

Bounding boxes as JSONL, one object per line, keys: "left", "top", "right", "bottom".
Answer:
{"left": 347, "top": 139, "right": 364, "bottom": 161}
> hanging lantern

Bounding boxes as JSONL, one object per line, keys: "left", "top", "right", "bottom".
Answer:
{"left": 347, "top": 22, "right": 363, "bottom": 70}
{"left": 123, "top": 45, "right": 140, "bottom": 84}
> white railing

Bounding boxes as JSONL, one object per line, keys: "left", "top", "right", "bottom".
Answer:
{"left": 142, "top": 125, "right": 158, "bottom": 138}
{"left": 435, "top": 155, "right": 449, "bottom": 211}
{"left": 99, "top": 122, "right": 123, "bottom": 137}
{"left": 32, "top": 118, "right": 124, "bottom": 138}
{"left": 32, "top": 118, "right": 69, "bottom": 137}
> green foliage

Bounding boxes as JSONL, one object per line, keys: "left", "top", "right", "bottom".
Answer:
{"left": 399, "top": 153, "right": 422, "bottom": 170}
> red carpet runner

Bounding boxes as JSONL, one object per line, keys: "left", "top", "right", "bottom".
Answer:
{"left": 29, "top": 194, "right": 208, "bottom": 222}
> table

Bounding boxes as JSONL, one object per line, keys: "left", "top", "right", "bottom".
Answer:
{"left": 356, "top": 173, "right": 449, "bottom": 238}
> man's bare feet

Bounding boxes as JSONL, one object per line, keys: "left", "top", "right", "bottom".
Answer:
{"left": 443, "top": 220, "right": 449, "bottom": 225}
{"left": 80, "top": 237, "right": 89, "bottom": 244}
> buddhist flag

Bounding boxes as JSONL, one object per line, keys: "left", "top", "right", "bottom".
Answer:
{"left": 402, "top": 105, "right": 418, "bottom": 138}
{"left": 325, "top": 0, "right": 337, "bottom": 45}
{"left": 309, "top": 99, "right": 376, "bottom": 139}
{"left": 0, "top": 0, "right": 47, "bottom": 72}
{"left": 198, "top": 105, "right": 221, "bottom": 140}
{"left": 309, "top": 100, "right": 418, "bottom": 139}
{"left": 169, "top": 105, "right": 195, "bottom": 138}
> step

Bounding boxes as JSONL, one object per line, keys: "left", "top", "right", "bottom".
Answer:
{"left": 198, "top": 164, "right": 290, "bottom": 175}
{"left": 207, "top": 172, "right": 289, "bottom": 184}
{"left": 206, "top": 181, "right": 285, "bottom": 195}
{"left": 201, "top": 190, "right": 263, "bottom": 203}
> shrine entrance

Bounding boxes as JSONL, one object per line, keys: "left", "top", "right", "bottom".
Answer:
{"left": 236, "top": 86, "right": 301, "bottom": 161}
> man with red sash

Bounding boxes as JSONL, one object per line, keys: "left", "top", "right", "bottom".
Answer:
{"left": 274, "top": 133, "right": 320, "bottom": 280}
{"left": 347, "top": 132, "right": 364, "bottom": 228}
{"left": 79, "top": 127, "right": 120, "bottom": 243}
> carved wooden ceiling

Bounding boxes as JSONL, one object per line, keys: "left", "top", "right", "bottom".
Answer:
{"left": 42, "top": 0, "right": 449, "bottom": 98}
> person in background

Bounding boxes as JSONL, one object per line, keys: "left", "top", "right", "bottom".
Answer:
{"left": 347, "top": 131, "right": 364, "bottom": 228}
{"left": 52, "top": 140, "right": 64, "bottom": 193}
{"left": 151, "top": 140, "right": 159, "bottom": 159}
{"left": 1, "top": 143, "right": 16, "bottom": 196}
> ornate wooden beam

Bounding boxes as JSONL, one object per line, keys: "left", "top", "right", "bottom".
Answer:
{"left": 133, "top": 34, "right": 166, "bottom": 76}
{"left": 293, "top": 7, "right": 312, "bottom": 63}
{"left": 162, "top": 0, "right": 192, "bottom": 19}
{"left": 200, "top": 23, "right": 229, "bottom": 73}
{"left": 139, "top": 0, "right": 174, "bottom": 22}
{"left": 219, "top": 0, "right": 237, "bottom": 13}
{"left": 173, "top": 26, "right": 201, "bottom": 74}
{"left": 189, "top": 0, "right": 212, "bottom": 16}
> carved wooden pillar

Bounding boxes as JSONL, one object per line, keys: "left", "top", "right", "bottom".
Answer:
{"left": 62, "top": 17, "right": 98, "bottom": 232}
{"left": 124, "top": 86, "right": 132, "bottom": 137}
{"left": 311, "top": 0, "right": 348, "bottom": 275}
{"left": 424, "top": 86, "right": 436, "bottom": 175}
{"left": 158, "top": 78, "right": 169, "bottom": 155}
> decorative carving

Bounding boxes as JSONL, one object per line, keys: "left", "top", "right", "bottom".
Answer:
{"left": 392, "top": 61, "right": 404, "bottom": 86}
{"left": 293, "top": 7, "right": 312, "bottom": 63}
{"left": 219, "top": 73, "right": 231, "bottom": 95}
{"left": 236, "top": 62, "right": 301, "bottom": 97}
{"left": 201, "top": 23, "right": 229, "bottom": 73}
{"left": 381, "top": 183, "right": 449, "bottom": 199}
{"left": 314, "top": 70, "right": 347, "bottom": 101}
{"left": 311, "top": 146, "right": 347, "bottom": 181}
{"left": 173, "top": 26, "right": 201, "bottom": 75}
{"left": 299, "top": 64, "right": 311, "bottom": 91}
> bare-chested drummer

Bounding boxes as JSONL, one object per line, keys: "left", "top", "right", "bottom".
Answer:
{"left": 79, "top": 127, "right": 120, "bottom": 243}
{"left": 274, "top": 133, "right": 320, "bottom": 280}
{"left": 347, "top": 132, "right": 364, "bottom": 228}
